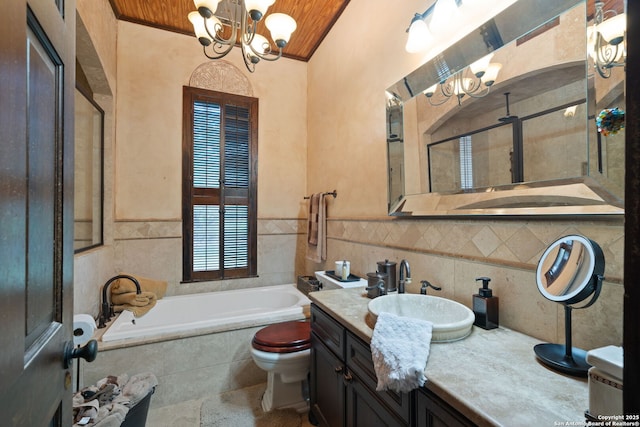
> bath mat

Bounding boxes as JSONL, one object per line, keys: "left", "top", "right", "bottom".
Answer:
{"left": 200, "top": 384, "right": 303, "bottom": 427}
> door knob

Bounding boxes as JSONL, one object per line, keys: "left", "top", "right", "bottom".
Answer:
{"left": 64, "top": 339, "right": 98, "bottom": 369}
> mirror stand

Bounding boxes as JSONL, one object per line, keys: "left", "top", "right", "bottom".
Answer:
{"left": 535, "top": 274, "right": 604, "bottom": 377}
{"left": 534, "top": 303, "right": 590, "bottom": 377}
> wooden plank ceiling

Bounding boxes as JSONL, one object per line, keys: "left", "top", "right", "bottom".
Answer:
{"left": 108, "top": 0, "right": 351, "bottom": 62}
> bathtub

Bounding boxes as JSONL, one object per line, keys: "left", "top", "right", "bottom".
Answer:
{"left": 100, "top": 283, "right": 310, "bottom": 343}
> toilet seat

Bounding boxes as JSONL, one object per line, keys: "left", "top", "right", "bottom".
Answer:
{"left": 252, "top": 321, "right": 311, "bottom": 353}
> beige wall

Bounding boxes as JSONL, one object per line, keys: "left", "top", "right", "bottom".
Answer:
{"left": 74, "top": 0, "right": 624, "bottom": 352}
{"left": 306, "top": 0, "right": 623, "bottom": 351}
{"left": 74, "top": 1, "right": 118, "bottom": 317}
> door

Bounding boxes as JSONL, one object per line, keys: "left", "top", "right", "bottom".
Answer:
{"left": 310, "top": 332, "right": 346, "bottom": 427}
{"left": 0, "top": 0, "right": 76, "bottom": 425}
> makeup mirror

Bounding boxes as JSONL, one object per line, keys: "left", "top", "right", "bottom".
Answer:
{"left": 534, "top": 234, "right": 605, "bottom": 376}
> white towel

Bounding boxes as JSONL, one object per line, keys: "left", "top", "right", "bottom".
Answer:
{"left": 370, "top": 311, "right": 433, "bottom": 393}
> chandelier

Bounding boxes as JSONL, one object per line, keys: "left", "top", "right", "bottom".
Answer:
{"left": 423, "top": 53, "right": 502, "bottom": 106}
{"left": 188, "top": 0, "right": 297, "bottom": 72}
{"left": 588, "top": 1, "right": 626, "bottom": 79}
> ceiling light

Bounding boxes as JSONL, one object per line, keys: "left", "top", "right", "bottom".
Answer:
{"left": 188, "top": 0, "right": 296, "bottom": 72}
{"left": 589, "top": 1, "right": 626, "bottom": 79}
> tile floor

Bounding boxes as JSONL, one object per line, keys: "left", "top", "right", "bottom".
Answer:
{"left": 146, "top": 383, "right": 315, "bottom": 427}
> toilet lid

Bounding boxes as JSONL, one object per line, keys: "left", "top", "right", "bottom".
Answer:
{"left": 252, "top": 321, "right": 311, "bottom": 353}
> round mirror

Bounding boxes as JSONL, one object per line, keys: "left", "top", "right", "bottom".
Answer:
{"left": 536, "top": 235, "right": 604, "bottom": 305}
{"left": 533, "top": 235, "right": 605, "bottom": 377}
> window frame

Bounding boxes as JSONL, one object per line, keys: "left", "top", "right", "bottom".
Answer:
{"left": 182, "top": 86, "right": 258, "bottom": 282}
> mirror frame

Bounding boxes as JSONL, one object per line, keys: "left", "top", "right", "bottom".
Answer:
{"left": 386, "top": 0, "right": 625, "bottom": 217}
{"left": 535, "top": 234, "right": 605, "bottom": 304}
{"left": 74, "top": 85, "right": 104, "bottom": 252}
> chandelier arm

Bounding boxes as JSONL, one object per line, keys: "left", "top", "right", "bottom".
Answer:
{"left": 461, "top": 76, "right": 483, "bottom": 95}
{"left": 202, "top": 15, "right": 235, "bottom": 47}
{"left": 252, "top": 48, "right": 284, "bottom": 62}
{"left": 203, "top": 42, "right": 235, "bottom": 60}
{"left": 241, "top": 43, "right": 256, "bottom": 73}
{"left": 439, "top": 80, "right": 453, "bottom": 98}
{"left": 464, "top": 85, "right": 491, "bottom": 99}
{"left": 425, "top": 93, "right": 452, "bottom": 107}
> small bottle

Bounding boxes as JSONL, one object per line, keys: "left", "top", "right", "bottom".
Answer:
{"left": 472, "top": 277, "right": 499, "bottom": 330}
{"left": 341, "top": 260, "right": 349, "bottom": 281}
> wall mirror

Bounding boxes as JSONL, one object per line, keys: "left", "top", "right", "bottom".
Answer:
{"left": 74, "top": 85, "right": 104, "bottom": 252}
{"left": 386, "top": 0, "right": 626, "bottom": 216}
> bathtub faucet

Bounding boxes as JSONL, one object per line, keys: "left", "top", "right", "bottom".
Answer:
{"left": 398, "top": 259, "right": 411, "bottom": 293}
{"left": 98, "top": 274, "right": 141, "bottom": 328}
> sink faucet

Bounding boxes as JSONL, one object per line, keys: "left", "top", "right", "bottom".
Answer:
{"left": 98, "top": 274, "right": 141, "bottom": 328}
{"left": 420, "top": 280, "right": 442, "bottom": 295}
{"left": 398, "top": 259, "right": 411, "bottom": 293}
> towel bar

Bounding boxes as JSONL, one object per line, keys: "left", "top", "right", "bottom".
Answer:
{"left": 304, "top": 190, "right": 337, "bottom": 199}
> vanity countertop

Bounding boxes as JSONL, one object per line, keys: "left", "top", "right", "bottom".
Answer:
{"left": 308, "top": 287, "right": 589, "bottom": 427}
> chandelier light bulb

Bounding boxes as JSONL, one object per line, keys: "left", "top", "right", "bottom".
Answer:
{"left": 481, "top": 63, "right": 502, "bottom": 86}
{"left": 469, "top": 53, "right": 494, "bottom": 78}
{"left": 193, "top": 0, "right": 222, "bottom": 18}
{"left": 189, "top": 11, "right": 215, "bottom": 45}
{"left": 423, "top": 83, "right": 438, "bottom": 97}
{"left": 265, "top": 13, "right": 297, "bottom": 48}
{"left": 244, "top": 0, "right": 275, "bottom": 21}
{"left": 429, "top": 0, "right": 459, "bottom": 34}
{"left": 597, "top": 13, "right": 626, "bottom": 45}
{"left": 405, "top": 17, "right": 433, "bottom": 53}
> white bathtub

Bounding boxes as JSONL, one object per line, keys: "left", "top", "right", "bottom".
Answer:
{"left": 100, "top": 284, "right": 310, "bottom": 343}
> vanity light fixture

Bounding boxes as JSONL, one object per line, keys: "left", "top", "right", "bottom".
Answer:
{"left": 588, "top": 1, "right": 626, "bottom": 79}
{"left": 188, "top": 0, "right": 296, "bottom": 73}
{"left": 422, "top": 53, "right": 502, "bottom": 106}
{"left": 405, "top": 0, "right": 461, "bottom": 54}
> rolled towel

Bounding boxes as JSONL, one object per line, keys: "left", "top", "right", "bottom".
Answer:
{"left": 122, "top": 372, "right": 158, "bottom": 407}
{"left": 110, "top": 273, "right": 168, "bottom": 299}
{"left": 113, "top": 297, "right": 157, "bottom": 317}
{"left": 111, "top": 291, "right": 157, "bottom": 307}
{"left": 371, "top": 311, "right": 433, "bottom": 393}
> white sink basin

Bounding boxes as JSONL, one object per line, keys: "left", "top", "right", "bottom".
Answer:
{"left": 368, "top": 294, "right": 475, "bottom": 342}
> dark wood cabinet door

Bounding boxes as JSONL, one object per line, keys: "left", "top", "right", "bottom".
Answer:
{"left": 311, "top": 331, "right": 346, "bottom": 427}
{"left": 345, "top": 371, "right": 406, "bottom": 427}
{"left": 415, "top": 388, "right": 475, "bottom": 427}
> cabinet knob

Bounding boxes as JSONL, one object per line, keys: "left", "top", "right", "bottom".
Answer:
{"left": 343, "top": 371, "right": 353, "bottom": 383}
{"left": 334, "top": 365, "right": 343, "bottom": 373}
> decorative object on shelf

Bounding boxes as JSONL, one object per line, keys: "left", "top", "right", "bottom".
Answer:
{"left": 596, "top": 108, "right": 625, "bottom": 136}
{"left": 588, "top": 0, "right": 626, "bottom": 79}
{"left": 188, "top": 0, "right": 296, "bottom": 73}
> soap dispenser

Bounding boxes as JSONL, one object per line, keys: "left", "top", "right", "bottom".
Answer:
{"left": 473, "top": 277, "right": 499, "bottom": 330}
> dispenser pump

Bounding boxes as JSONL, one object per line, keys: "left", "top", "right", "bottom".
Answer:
{"left": 476, "top": 277, "right": 492, "bottom": 297}
{"left": 472, "top": 276, "right": 498, "bottom": 330}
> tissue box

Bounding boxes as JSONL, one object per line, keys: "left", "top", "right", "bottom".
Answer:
{"left": 586, "top": 345, "right": 623, "bottom": 418}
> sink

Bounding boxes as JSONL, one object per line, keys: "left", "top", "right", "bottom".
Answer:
{"left": 368, "top": 294, "right": 475, "bottom": 342}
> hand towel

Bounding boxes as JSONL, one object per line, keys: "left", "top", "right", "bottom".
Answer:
{"left": 370, "top": 311, "right": 433, "bottom": 393}
{"left": 110, "top": 273, "right": 168, "bottom": 299}
{"left": 111, "top": 291, "right": 157, "bottom": 307}
{"left": 113, "top": 297, "right": 157, "bottom": 317}
{"left": 307, "top": 193, "right": 320, "bottom": 245}
{"left": 306, "top": 193, "right": 327, "bottom": 262}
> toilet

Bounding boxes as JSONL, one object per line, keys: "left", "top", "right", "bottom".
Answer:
{"left": 250, "top": 320, "right": 311, "bottom": 413}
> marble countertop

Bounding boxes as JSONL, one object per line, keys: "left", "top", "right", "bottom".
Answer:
{"left": 308, "top": 287, "right": 589, "bottom": 427}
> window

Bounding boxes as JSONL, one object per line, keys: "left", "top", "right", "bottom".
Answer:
{"left": 459, "top": 135, "right": 473, "bottom": 190}
{"left": 182, "top": 87, "right": 258, "bottom": 282}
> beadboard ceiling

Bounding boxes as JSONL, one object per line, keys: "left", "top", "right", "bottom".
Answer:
{"left": 107, "top": 0, "right": 351, "bottom": 62}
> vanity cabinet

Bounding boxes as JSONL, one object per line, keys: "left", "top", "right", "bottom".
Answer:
{"left": 415, "top": 388, "right": 474, "bottom": 427}
{"left": 310, "top": 303, "right": 474, "bottom": 427}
